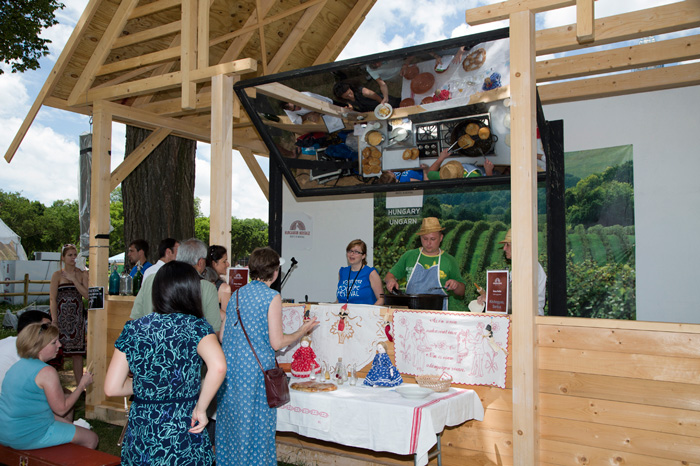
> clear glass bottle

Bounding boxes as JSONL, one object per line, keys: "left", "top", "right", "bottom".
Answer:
{"left": 119, "top": 268, "right": 132, "bottom": 296}
{"left": 334, "top": 357, "right": 346, "bottom": 385}
{"left": 349, "top": 363, "right": 357, "bottom": 386}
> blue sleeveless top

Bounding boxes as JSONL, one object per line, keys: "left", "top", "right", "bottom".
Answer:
{"left": 336, "top": 265, "right": 378, "bottom": 305}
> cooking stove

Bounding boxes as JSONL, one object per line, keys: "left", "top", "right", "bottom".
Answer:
{"left": 413, "top": 113, "right": 491, "bottom": 158}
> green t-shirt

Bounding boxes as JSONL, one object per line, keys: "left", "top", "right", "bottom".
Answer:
{"left": 389, "top": 248, "right": 465, "bottom": 310}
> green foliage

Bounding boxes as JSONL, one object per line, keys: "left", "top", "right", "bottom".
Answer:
{"left": 0, "top": 0, "right": 64, "bottom": 74}
{"left": 0, "top": 190, "right": 79, "bottom": 258}
{"left": 109, "top": 190, "right": 124, "bottom": 257}
{"left": 230, "top": 218, "right": 268, "bottom": 263}
{"left": 194, "top": 217, "right": 210, "bottom": 243}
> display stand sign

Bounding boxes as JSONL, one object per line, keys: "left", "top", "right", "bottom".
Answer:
{"left": 394, "top": 310, "right": 509, "bottom": 388}
{"left": 88, "top": 286, "right": 104, "bottom": 310}
{"left": 227, "top": 267, "right": 249, "bottom": 293}
{"left": 485, "top": 270, "right": 509, "bottom": 314}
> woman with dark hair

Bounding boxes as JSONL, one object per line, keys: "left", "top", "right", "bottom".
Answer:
{"left": 49, "top": 244, "right": 88, "bottom": 385}
{"left": 216, "top": 247, "right": 318, "bottom": 465}
{"left": 0, "top": 323, "right": 97, "bottom": 450}
{"left": 336, "top": 239, "right": 384, "bottom": 305}
{"left": 105, "top": 261, "right": 226, "bottom": 466}
{"left": 204, "top": 245, "right": 232, "bottom": 312}
{"left": 332, "top": 82, "right": 384, "bottom": 112}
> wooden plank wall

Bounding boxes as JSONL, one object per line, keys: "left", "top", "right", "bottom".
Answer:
{"left": 279, "top": 316, "right": 700, "bottom": 465}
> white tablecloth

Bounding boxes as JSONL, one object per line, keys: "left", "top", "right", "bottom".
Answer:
{"left": 277, "top": 380, "right": 484, "bottom": 465}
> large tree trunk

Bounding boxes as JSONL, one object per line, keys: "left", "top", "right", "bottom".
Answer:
{"left": 122, "top": 126, "right": 196, "bottom": 264}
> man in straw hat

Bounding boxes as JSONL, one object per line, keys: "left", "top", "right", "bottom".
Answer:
{"left": 476, "top": 229, "right": 547, "bottom": 315}
{"left": 385, "top": 217, "right": 465, "bottom": 310}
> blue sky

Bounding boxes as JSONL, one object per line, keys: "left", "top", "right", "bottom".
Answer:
{"left": 0, "top": 0, "right": 681, "bottom": 221}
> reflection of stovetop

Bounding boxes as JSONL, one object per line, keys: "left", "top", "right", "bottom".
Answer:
{"left": 414, "top": 113, "right": 490, "bottom": 158}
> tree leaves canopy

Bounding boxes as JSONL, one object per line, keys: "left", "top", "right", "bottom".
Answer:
{"left": 0, "top": 0, "right": 64, "bottom": 74}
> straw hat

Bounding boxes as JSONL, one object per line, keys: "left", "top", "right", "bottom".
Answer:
{"left": 417, "top": 217, "right": 444, "bottom": 236}
{"left": 439, "top": 160, "right": 464, "bottom": 179}
{"left": 498, "top": 229, "right": 512, "bottom": 244}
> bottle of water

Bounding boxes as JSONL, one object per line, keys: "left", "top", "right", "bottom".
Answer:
{"left": 334, "top": 358, "right": 346, "bottom": 385}
{"left": 120, "top": 269, "right": 132, "bottom": 296}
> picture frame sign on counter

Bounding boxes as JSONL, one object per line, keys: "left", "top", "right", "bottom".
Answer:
{"left": 486, "top": 270, "right": 509, "bottom": 313}
{"left": 227, "top": 267, "right": 250, "bottom": 293}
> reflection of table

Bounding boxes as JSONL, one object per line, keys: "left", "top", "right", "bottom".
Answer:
{"left": 277, "top": 380, "right": 484, "bottom": 465}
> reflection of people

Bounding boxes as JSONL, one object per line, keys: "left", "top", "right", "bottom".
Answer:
{"left": 216, "top": 247, "right": 318, "bottom": 466}
{"left": 477, "top": 229, "right": 547, "bottom": 315}
{"left": 384, "top": 217, "right": 466, "bottom": 310}
{"left": 283, "top": 91, "right": 331, "bottom": 124}
{"left": 365, "top": 60, "right": 404, "bottom": 106}
{"left": 425, "top": 149, "right": 495, "bottom": 180}
{"left": 290, "top": 336, "right": 321, "bottom": 378}
{"left": 336, "top": 239, "right": 384, "bottom": 305}
{"left": 0, "top": 323, "right": 97, "bottom": 450}
{"left": 363, "top": 342, "right": 402, "bottom": 387}
{"left": 104, "top": 261, "right": 226, "bottom": 466}
{"left": 379, "top": 169, "right": 424, "bottom": 184}
{"left": 50, "top": 244, "right": 89, "bottom": 386}
{"left": 333, "top": 82, "right": 384, "bottom": 112}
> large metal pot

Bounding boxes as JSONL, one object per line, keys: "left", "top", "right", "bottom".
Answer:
{"left": 382, "top": 292, "right": 445, "bottom": 310}
{"left": 450, "top": 118, "right": 498, "bottom": 157}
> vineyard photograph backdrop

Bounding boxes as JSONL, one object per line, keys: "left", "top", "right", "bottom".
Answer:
{"left": 372, "top": 145, "right": 635, "bottom": 318}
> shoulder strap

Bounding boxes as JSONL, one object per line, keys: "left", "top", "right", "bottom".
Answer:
{"left": 235, "top": 289, "right": 279, "bottom": 374}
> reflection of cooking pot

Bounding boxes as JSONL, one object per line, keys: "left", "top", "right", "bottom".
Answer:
{"left": 382, "top": 292, "right": 445, "bottom": 310}
{"left": 450, "top": 119, "right": 498, "bottom": 157}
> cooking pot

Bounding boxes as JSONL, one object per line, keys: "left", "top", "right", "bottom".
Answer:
{"left": 382, "top": 292, "right": 445, "bottom": 310}
{"left": 450, "top": 118, "right": 498, "bottom": 157}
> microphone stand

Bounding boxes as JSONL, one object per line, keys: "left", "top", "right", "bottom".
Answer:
{"left": 280, "top": 258, "right": 298, "bottom": 290}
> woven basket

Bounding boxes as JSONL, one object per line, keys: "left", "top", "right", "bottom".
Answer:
{"left": 415, "top": 375, "right": 452, "bottom": 392}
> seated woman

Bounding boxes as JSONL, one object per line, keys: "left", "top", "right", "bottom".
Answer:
{"left": 336, "top": 239, "right": 384, "bottom": 306}
{"left": 105, "top": 261, "right": 226, "bottom": 466}
{"left": 0, "top": 323, "right": 97, "bottom": 450}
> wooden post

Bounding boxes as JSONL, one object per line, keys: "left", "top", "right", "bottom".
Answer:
{"left": 23, "top": 274, "right": 29, "bottom": 306}
{"left": 509, "top": 9, "right": 540, "bottom": 466}
{"left": 209, "top": 74, "right": 234, "bottom": 256}
{"left": 86, "top": 101, "right": 112, "bottom": 413}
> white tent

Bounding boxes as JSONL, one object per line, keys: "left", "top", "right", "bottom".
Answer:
{"left": 0, "top": 218, "right": 28, "bottom": 261}
{"left": 109, "top": 252, "right": 124, "bottom": 263}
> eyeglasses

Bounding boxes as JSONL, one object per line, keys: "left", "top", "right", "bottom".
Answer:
{"left": 347, "top": 250, "right": 364, "bottom": 255}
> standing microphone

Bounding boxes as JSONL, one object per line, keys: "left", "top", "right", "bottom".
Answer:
{"left": 291, "top": 257, "right": 298, "bottom": 266}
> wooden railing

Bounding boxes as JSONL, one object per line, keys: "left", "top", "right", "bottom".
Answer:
{"left": 0, "top": 274, "right": 50, "bottom": 306}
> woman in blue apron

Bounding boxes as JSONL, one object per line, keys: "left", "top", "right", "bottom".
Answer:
{"left": 384, "top": 217, "right": 466, "bottom": 310}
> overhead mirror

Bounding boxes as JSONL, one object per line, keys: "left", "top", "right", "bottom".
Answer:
{"left": 234, "top": 28, "right": 544, "bottom": 197}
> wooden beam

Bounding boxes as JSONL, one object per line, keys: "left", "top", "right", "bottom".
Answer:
{"left": 576, "top": 0, "right": 595, "bottom": 44}
{"left": 109, "top": 128, "right": 171, "bottom": 191}
{"left": 212, "top": 0, "right": 275, "bottom": 55}
{"left": 112, "top": 21, "right": 181, "bottom": 49}
{"left": 78, "top": 59, "right": 257, "bottom": 104}
{"left": 313, "top": 0, "right": 376, "bottom": 65}
{"left": 210, "top": 74, "right": 234, "bottom": 253}
{"left": 509, "top": 9, "right": 539, "bottom": 466}
{"left": 198, "top": 0, "right": 210, "bottom": 69}
{"left": 255, "top": 82, "right": 346, "bottom": 116}
{"left": 3, "top": 0, "right": 101, "bottom": 163}
{"left": 466, "top": 0, "right": 575, "bottom": 25}
{"left": 96, "top": 46, "right": 181, "bottom": 77}
{"left": 67, "top": 0, "right": 141, "bottom": 106}
{"left": 129, "top": 0, "right": 181, "bottom": 20}
{"left": 268, "top": 0, "right": 326, "bottom": 73}
{"left": 86, "top": 100, "right": 112, "bottom": 411}
{"left": 537, "top": 35, "right": 700, "bottom": 83}
{"left": 238, "top": 147, "right": 269, "bottom": 200}
{"left": 92, "top": 64, "right": 162, "bottom": 89}
{"left": 257, "top": 0, "right": 269, "bottom": 75}
{"left": 538, "top": 61, "right": 700, "bottom": 104}
{"left": 99, "top": 101, "right": 210, "bottom": 142}
{"left": 536, "top": 0, "right": 700, "bottom": 55}
{"left": 132, "top": 36, "right": 182, "bottom": 107}
{"left": 181, "top": 0, "right": 198, "bottom": 110}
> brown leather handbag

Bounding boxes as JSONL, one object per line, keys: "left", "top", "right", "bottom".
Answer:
{"left": 235, "top": 291, "right": 290, "bottom": 408}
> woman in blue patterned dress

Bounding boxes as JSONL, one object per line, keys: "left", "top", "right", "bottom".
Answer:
{"left": 216, "top": 247, "right": 318, "bottom": 466}
{"left": 104, "top": 261, "right": 226, "bottom": 466}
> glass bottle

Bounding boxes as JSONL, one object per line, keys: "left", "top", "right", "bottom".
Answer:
{"left": 120, "top": 268, "right": 132, "bottom": 296}
{"left": 334, "top": 357, "right": 346, "bottom": 385}
{"left": 108, "top": 264, "right": 120, "bottom": 295}
{"left": 132, "top": 264, "right": 143, "bottom": 296}
{"left": 349, "top": 363, "right": 357, "bottom": 386}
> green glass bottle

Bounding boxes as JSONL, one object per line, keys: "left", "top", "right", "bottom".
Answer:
{"left": 108, "top": 264, "right": 120, "bottom": 295}
{"left": 132, "top": 264, "right": 143, "bottom": 296}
